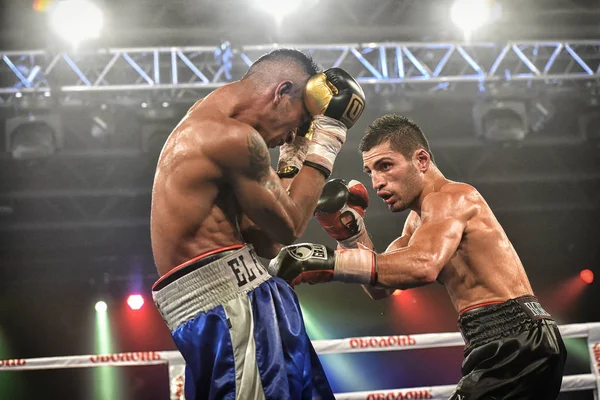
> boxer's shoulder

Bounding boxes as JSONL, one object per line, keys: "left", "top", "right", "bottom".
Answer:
{"left": 439, "top": 181, "right": 478, "bottom": 196}
{"left": 439, "top": 182, "right": 491, "bottom": 215}
{"left": 421, "top": 183, "right": 479, "bottom": 220}
{"left": 157, "top": 111, "right": 262, "bottom": 184}
{"left": 179, "top": 108, "right": 240, "bottom": 137}
{"left": 177, "top": 110, "right": 258, "bottom": 153}
{"left": 190, "top": 117, "right": 269, "bottom": 178}
{"left": 435, "top": 182, "right": 482, "bottom": 206}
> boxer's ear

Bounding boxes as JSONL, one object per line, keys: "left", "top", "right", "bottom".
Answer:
{"left": 414, "top": 149, "right": 431, "bottom": 172}
{"left": 274, "top": 81, "right": 293, "bottom": 104}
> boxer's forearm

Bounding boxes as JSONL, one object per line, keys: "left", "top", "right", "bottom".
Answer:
{"left": 374, "top": 212, "right": 463, "bottom": 289}
{"left": 280, "top": 177, "right": 294, "bottom": 192}
{"left": 375, "top": 246, "right": 439, "bottom": 290}
{"left": 336, "top": 228, "right": 394, "bottom": 300}
{"left": 281, "top": 166, "right": 327, "bottom": 240}
{"left": 363, "top": 235, "right": 413, "bottom": 298}
{"left": 239, "top": 210, "right": 285, "bottom": 259}
{"left": 240, "top": 175, "right": 304, "bottom": 258}
{"left": 241, "top": 226, "right": 284, "bottom": 259}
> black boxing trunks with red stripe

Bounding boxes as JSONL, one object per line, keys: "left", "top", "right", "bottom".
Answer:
{"left": 449, "top": 295, "right": 567, "bottom": 400}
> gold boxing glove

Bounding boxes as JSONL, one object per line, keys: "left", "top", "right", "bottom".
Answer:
{"left": 284, "top": 69, "right": 365, "bottom": 178}
{"left": 303, "top": 68, "right": 366, "bottom": 130}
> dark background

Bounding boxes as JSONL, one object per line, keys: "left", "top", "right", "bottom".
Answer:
{"left": 1, "top": 0, "right": 599, "bottom": 398}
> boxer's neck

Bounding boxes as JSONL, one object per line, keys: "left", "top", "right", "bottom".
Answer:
{"left": 410, "top": 165, "right": 447, "bottom": 215}
{"left": 209, "top": 81, "right": 269, "bottom": 130}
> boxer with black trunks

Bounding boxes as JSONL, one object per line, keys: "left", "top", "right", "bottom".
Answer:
{"left": 150, "top": 49, "right": 365, "bottom": 399}
{"left": 270, "top": 114, "right": 567, "bottom": 399}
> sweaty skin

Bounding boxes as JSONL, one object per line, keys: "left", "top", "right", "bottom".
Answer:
{"left": 151, "top": 82, "right": 323, "bottom": 277}
{"left": 362, "top": 141, "right": 533, "bottom": 312}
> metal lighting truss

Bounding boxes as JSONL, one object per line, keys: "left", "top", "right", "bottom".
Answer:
{"left": 1, "top": 40, "right": 600, "bottom": 104}
{"left": 0, "top": 40, "right": 599, "bottom": 246}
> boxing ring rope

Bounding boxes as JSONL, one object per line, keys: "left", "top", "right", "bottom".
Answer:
{"left": 2, "top": 322, "right": 599, "bottom": 399}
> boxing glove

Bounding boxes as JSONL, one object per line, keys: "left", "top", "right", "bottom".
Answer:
{"left": 315, "top": 179, "right": 370, "bottom": 248}
{"left": 268, "top": 243, "right": 377, "bottom": 288}
{"left": 304, "top": 68, "right": 366, "bottom": 130}
{"left": 301, "top": 68, "right": 366, "bottom": 177}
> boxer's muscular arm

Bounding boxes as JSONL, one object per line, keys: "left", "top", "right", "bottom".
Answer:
{"left": 385, "top": 211, "right": 420, "bottom": 252}
{"left": 228, "top": 128, "right": 325, "bottom": 245}
{"left": 375, "top": 192, "right": 472, "bottom": 289}
{"left": 361, "top": 211, "right": 419, "bottom": 299}
{"left": 331, "top": 223, "right": 391, "bottom": 300}
{"left": 239, "top": 178, "right": 296, "bottom": 259}
{"left": 346, "top": 226, "right": 384, "bottom": 299}
{"left": 239, "top": 216, "right": 284, "bottom": 259}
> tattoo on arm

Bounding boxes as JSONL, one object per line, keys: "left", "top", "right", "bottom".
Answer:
{"left": 247, "top": 131, "right": 271, "bottom": 182}
{"left": 247, "top": 131, "right": 281, "bottom": 200}
{"left": 265, "top": 179, "right": 282, "bottom": 201}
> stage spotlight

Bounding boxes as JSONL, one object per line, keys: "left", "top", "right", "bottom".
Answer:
{"left": 580, "top": 269, "right": 594, "bottom": 284}
{"left": 451, "top": 0, "right": 499, "bottom": 35}
{"left": 127, "top": 294, "right": 144, "bottom": 310}
{"left": 50, "top": 0, "right": 103, "bottom": 46}
{"left": 95, "top": 301, "right": 107, "bottom": 312}
{"left": 33, "top": 0, "right": 49, "bottom": 12}
{"left": 473, "top": 101, "right": 529, "bottom": 142}
{"left": 5, "top": 114, "right": 63, "bottom": 160}
{"left": 255, "top": 0, "right": 302, "bottom": 24}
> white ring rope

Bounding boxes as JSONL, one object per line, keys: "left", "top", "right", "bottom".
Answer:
{"left": 333, "top": 374, "right": 598, "bottom": 400}
{"left": 312, "top": 322, "right": 597, "bottom": 355}
{"left": 1, "top": 322, "right": 599, "bottom": 399}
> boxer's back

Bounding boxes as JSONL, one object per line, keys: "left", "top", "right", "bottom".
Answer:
{"left": 434, "top": 183, "right": 534, "bottom": 311}
{"left": 151, "top": 99, "right": 243, "bottom": 276}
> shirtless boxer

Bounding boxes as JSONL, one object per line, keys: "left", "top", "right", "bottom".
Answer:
{"left": 150, "top": 49, "right": 365, "bottom": 399}
{"left": 270, "top": 114, "right": 567, "bottom": 399}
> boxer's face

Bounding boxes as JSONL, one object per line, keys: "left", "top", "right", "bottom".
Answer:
{"left": 263, "top": 81, "right": 309, "bottom": 148}
{"left": 362, "top": 141, "right": 423, "bottom": 212}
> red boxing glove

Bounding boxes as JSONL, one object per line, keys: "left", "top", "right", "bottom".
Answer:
{"left": 314, "top": 179, "right": 370, "bottom": 248}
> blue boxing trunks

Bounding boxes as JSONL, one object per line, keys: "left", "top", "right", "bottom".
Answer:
{"left": 152, "top": 244, "right": 334, "bottom": 400}
{"left": 449, "top": 295, "right": 567, "bottom": 400}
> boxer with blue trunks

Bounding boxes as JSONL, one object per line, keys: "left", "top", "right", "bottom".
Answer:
{"left": 150, "top": 48, "right": 365, "bottom": 399}
{"left": 153, "top": 245, "right": 332, "bottom": 399}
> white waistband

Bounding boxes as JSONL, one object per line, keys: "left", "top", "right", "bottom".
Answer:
{"left": 152, "top": 245, "right": 271, "bottom": 331}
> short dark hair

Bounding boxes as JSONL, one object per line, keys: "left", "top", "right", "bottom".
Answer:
{"left": 243, "top": 49, "right": 320, "bottom": 80}
{"left": 359, "top": 114, "right": 434, "bottom": 163}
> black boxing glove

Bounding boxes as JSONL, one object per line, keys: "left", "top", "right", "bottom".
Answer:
{"left": 299, "top": 68, "right": 366, "bottom": 177}
{"left": 268, "top": 243, "right": 377, "bottom": 288}
{"left": 304, "top": 68, "right": 366, "bottom": 129}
